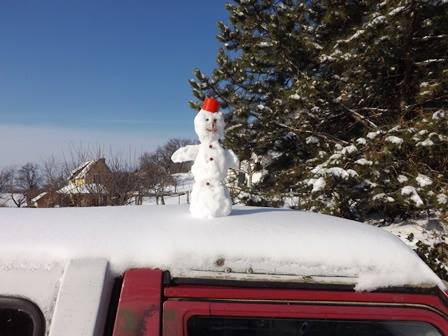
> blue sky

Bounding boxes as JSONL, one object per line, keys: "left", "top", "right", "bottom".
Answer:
{"left": 0, "top": 0, "right": 228, "bottom": 166}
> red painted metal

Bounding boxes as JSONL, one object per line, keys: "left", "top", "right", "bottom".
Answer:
{"left": 163, "top": 300, "right": 448, "bottom": 336}
{"left": 163, "top": 301, "right": 210, "bottom": 336}
{"left": 164, "top": 285, "right": 448, "bottom": 315}
{"left": 109, "top": 268, "right": 447, "bottom": 336}
{"left": 112, "top": 269, "right": 162, "bottom": 336}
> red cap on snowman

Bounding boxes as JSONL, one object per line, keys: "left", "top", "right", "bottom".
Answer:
{"left": 202, "top": 97, "right": 220, "bottom": 113}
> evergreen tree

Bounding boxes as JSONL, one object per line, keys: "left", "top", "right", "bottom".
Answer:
{"left": 189, "top": 0, "right": 448, "bottom": 223}
{"left": 298, "top": 0, "right": 448, "bottom": 221}
{"left": 190, "top": 0, "right": 346, "bottom": 205}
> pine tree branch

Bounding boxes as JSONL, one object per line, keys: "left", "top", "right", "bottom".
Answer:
{"left": 251, "top": 105, "right": 349, "bottom": 144}
{"left": 359, "top": 107, "right": 389, "bottom": 113}
{"left": 208, "top": 81, "right": 232, "bottom": 107}
{"left": 404, "top": 95, "right": 448, "bottom": 111}
{"left": 399, "top": 0, "right": 419, "bottom": 113}
{"left": 340, "top": 104, "right": 379, "bottom": 129}
{"left": 275, "top": 122, "right": 349, "bottom": 145}
{"left": 414, "top": 58, "right": 447, "bottom": 66}
{"left": 415, "top": 34, "right": 448, "bottom": 42}
{"left": 249, "top": 2, "right": 308, "bottom": 78}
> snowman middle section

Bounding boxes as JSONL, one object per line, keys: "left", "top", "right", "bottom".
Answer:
{"left": 190, "top": 140, "right": 233, "bottom": 218}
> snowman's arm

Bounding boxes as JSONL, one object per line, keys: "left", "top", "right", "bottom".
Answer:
{"left": 171, "top": 145, "right": 199, "bottom": 163}
{"left": 226, "top": 149, "right": 240, "bottom": 170}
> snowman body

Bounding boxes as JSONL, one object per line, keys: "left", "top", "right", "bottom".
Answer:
{"left": 172, "top": 106, "right": 239, "bottom": 218}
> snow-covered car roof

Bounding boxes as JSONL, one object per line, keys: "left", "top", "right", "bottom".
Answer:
{"left": 0, "top": 205, "right": 443, "bottom": 291}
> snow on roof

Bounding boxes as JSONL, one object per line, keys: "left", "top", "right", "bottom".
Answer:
{"left": 69, "top": 159, "right": 104, "bottom": 180}
{"left": 31, "top": 192, "right": 48, "bottom": 203}
{"left": 69, "top": 160, "right": 93, "bottom": 180}
{"left": 57, "top": 183, "right": 106, "bottom": 195}
{"left": 0, "top": 205, "right": 443, "bottom": 291}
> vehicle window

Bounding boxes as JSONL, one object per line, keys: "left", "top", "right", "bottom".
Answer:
{"left": 188, "top": 317, "right": 442, "bottom": 336}
{"left": 0, "top": 308, "right": 34, "bottom": 336}
{"left": 0, "top": 297, "right": 45, "bottom": 336}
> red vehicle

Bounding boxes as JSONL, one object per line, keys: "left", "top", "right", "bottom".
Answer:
{"left": 109, "top": 268, "right": 448, "bottom": 336}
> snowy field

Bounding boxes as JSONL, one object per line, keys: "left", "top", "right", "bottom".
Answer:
{"left": 135, "top": 173, "right": 193, "bottom": 205}
{"left": 171, "top": 172, "right": 194, "bottom": 193}
{"left": 139, "top": 193, "right": 190, "bottom": 205}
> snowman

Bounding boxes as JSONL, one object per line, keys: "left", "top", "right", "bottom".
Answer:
{"left": 171, "top": 97, "right": 239, "bottom": 218}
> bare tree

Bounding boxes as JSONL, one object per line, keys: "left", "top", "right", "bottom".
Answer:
{"left": 138, "top": 155, "right": 172, "bottom": 205}
{"left": 0, "top": 167, "right": 27, "bottom": 208}
{"left": 102, "top": 157, "right": 139, "bottom": 206}
{"left": 15, "top": 163, "right": 42, "bottom": 205}
{"left": 137, "top": 138, "right": 194, "bottom": 205}
{"left": 61, "top": 144, "right": 105, "bottom": 178}
{"left": 0, "top": 168, "right": 14, "bottom": 192}
{"left": 161, "top": 138, "right": 196, "bottom": 174}
{"left": 0, "top": 168, "right": 14, "bottom": 207}
{"left": 42, "top": 156, "right": 67, "bottom": 192}
{"left": 10, "top": 193, "right": 27, "bottom": 208}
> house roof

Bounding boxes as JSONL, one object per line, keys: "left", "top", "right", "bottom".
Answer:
{"left": 0, "top": 205, "right": 444, "bottom": 292}
{"left": 57, "top": 183, "right": 106, "bottom": 195}
{"left": 31, "top": 192, "right": 48, "bottom": 203}
{"left": 69, "top": 158, "right": 105, "bottom": 180}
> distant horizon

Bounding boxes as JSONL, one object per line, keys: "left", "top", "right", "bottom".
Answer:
{"left": 0, "top": 122, "right": 196, "bottom": 169}
{"left": 0, "top": 0, "right": 228, "bottom": 168}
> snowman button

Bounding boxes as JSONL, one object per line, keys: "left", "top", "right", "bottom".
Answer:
{"left": 206, "top": 182, "right": 210, "bottom": 186}
{"left": 209, "top": 157, "right": 213, "bottom": 161}
{"left": 209, "top": 145, "right": 212, "bottom": 149}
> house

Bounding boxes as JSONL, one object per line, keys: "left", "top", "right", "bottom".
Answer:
{"left": 33, "top": 158, "right": 111, "bottom": 208}
{"left": 68, "top": 158, "right": 111, "bottom": 186}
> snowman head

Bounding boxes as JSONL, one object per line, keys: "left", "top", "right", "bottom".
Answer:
{"left": 194, "top": 98, "right": 225, "bottom": 143}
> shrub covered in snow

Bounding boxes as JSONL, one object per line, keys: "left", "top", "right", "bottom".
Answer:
{"left": 415, "top": 241, "right": 448, "bottom": 281}
{"left": 297, "top": 111, "right": 448, "bottom": 222}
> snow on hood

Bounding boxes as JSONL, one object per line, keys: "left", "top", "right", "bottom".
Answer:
{"left": 0, "top": 205, "right": 443, "bottom": 291}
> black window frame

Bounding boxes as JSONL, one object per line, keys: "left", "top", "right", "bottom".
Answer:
{"left": 0, "top": 296, "right": 45, "bottom": 336}
{"left": 187, "top": 316, "right": 444, "bottom": 336}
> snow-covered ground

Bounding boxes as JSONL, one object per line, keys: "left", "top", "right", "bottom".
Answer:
{"left": 380, "top": 217, "right": 447, "bottom": 248}
{"left": 0, "top": 205, "right": 443, "bottom": 292}
{"left": 140, "top": 194, "right": 190, "bottom": 206}
{"left": 282, "top": 200, "right": 446, "bottom": 253}
{"left": 171, "top": 172, "right": 194, "bottom": 193}
{"left": 136, "top": 172, "right": 193, "bottom": 205}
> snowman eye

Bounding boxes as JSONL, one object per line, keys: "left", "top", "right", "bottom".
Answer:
{"left": 206, "top": 118, "right": 209, "bottom": 121}
{"left": 214, "top": 118, "right": 217, "bottom": 122}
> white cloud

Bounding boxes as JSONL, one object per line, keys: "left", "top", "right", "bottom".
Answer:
{"left": 0, "top": 123, "right": 192, "bottom": 168}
